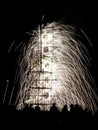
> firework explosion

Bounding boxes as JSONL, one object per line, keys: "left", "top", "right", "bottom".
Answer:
{"left": 15, "top": 22, "right": 98, "bottom": 112}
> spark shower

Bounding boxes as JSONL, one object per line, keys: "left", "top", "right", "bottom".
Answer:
{"left": 14, "top": 22, "right": 98, "bottom": 112}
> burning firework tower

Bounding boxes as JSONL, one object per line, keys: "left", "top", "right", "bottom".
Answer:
{"left": 15, "top": 22, "right": 98, "bottom": 112}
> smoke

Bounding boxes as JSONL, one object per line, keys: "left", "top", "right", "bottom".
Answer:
{"left": 15, "top": 22, "right": 98, "bottom": 112}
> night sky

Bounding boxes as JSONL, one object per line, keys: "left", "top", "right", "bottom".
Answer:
{"left": 0, "top": 0, "right": 98, "bottom": 129}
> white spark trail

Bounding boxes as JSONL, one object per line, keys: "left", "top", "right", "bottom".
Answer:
{"left": 3, "top": 80, "right": 9, "bottom": 103}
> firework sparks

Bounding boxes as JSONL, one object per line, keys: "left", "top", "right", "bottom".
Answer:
{"left": 15, "top": 22, "right": 98, "bottom": 112}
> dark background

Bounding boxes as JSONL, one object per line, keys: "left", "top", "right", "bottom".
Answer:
{"left": 0, "top": 0, "right": 98, "bottom": 129}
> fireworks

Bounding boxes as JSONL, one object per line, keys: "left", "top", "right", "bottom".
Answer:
{"left": 15, "top": 22, "right": 98, "bottom": 112}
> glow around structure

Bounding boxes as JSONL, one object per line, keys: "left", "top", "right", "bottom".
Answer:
{"left": 16, "top": 22, "right": 98, "bottom": 112}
